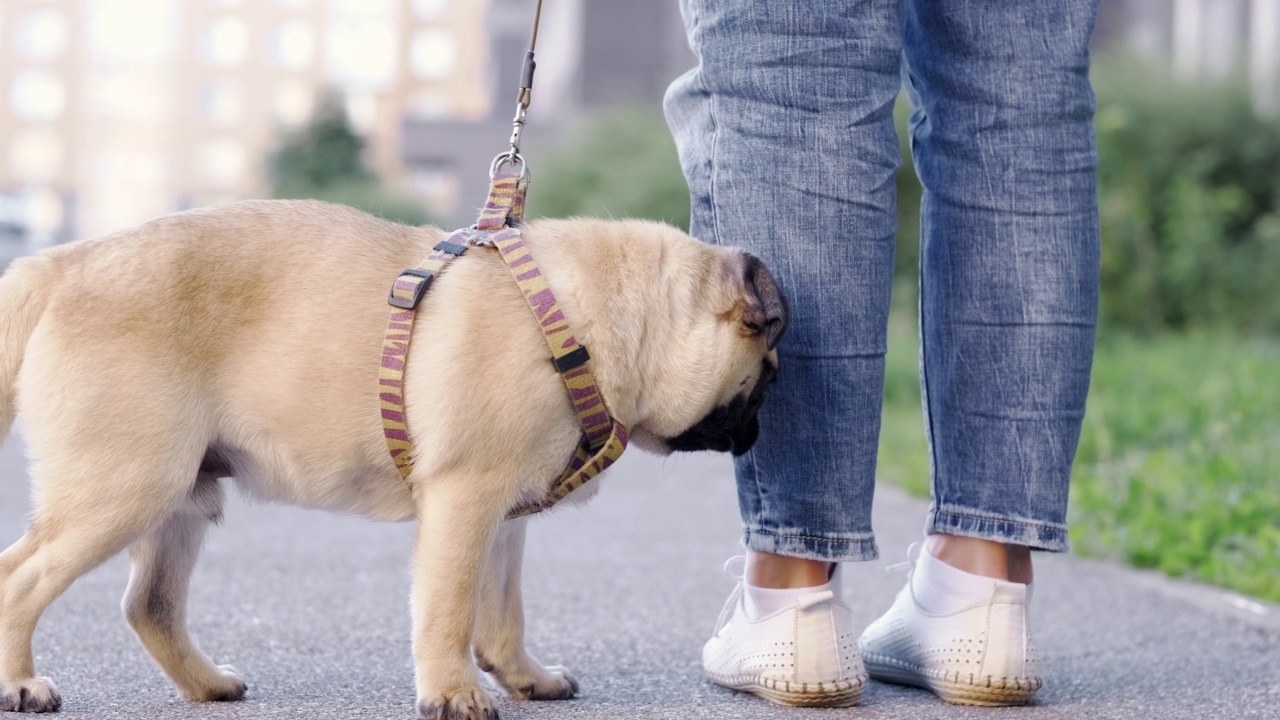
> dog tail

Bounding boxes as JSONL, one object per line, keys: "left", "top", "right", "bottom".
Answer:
{"left": 0, "top": 255, "right": 54, "bottom": 443}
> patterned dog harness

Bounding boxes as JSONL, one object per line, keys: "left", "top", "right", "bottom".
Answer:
{"left": 378, "top": 165, "right": 629, "bottom": 520}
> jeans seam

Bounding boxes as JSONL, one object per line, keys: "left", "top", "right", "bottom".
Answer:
{"left": 706, "top": 75, "right": 724, "bottom": 248}
{"left": 932, "top": 508, "right": 1068, "bottom": 531}
{"left": 781, "top": 351, "right": 888, "bottom": 361}
{"left": 919, "top": 218, "right": 942, "bottom": 514}
{"left": 745, "top": 527, "right": 876, "bottom": 543}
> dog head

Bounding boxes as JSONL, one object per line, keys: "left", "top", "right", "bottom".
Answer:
{"left": 662, "top": 253, "right": 785, "bottom": 456}
{"left": 620, "top": 238, "right": 789, "bottom": 458}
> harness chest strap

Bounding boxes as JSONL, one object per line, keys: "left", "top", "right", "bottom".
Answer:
{"left": 489, "top": 227, "right": 628, "bottom": 517}
{"left": 379, "top": 172, "right": 628, "bottom": 519}
{"left": 378, "top": 233, "right": 471, "bottom": 479}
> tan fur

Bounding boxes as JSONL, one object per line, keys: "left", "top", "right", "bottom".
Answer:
{"left": 0, "top": 200, "right": 777, "bottom": 718}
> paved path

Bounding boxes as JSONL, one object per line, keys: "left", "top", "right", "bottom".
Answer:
{"left": 1, "top": 429, "right": 1277, "bottom": 719}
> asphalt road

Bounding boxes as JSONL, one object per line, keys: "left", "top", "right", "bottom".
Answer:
{"left": 1, "top": 427, "right": 1277, "bottom": 720}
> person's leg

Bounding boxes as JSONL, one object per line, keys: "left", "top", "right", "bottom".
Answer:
{"left": 907, "top": 0, "right": 1101, "bottom": 561}
{"left": 926, "top": 535, "right": 1033, "bottom": 583}
{"left": 666, "top": 0, "right": 901, "bottom": 571}
{"left": 665, "top": 0, "right": 901, "bottom": 706}
{"left": 859, "top": 0, "right": 1100, "bottom": 706}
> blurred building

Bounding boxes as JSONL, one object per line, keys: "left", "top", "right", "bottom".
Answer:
{"left": 0, "top": 0, "right": 495, "bottom": 248}
{"left": 1097, "top": 0, "right": 1280, "bottom": 112}
{"left": 400, "top": 0, "right": 694, "bottom": 226}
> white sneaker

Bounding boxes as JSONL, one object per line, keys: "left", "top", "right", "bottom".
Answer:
{"left": 857, "top": 544, "right": 1043, "bottom": 706}
{"left": 702, "top": 557, "right": 867, "bottom": 707}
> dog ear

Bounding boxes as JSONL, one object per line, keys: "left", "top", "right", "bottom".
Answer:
{"left": 740, "top": 254, "right": 789, "bottom": 350}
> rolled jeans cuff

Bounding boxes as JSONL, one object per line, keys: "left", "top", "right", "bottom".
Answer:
{"left": 926, "top": 504, "right": 1071, "bottom": 553}
{"left": 743, "top": 526, "right": 880, "bottom": 563}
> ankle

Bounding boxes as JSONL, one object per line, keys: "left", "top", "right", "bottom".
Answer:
{"left": 746, "top": 551, "right": 832, "bottom": 589}
{"left": 925, "top": 535, "right": 1033, "bottom": 584}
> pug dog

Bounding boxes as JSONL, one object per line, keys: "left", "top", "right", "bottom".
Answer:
{"left": 0, "top": 200, "right": 788, "bottom": 718}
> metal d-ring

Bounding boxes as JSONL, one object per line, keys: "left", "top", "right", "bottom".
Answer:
{"left": 489, "top": 151, "right": 529, "bottom": 181}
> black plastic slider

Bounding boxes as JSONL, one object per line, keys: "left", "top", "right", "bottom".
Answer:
{"left": 553, "top": 345, "right": 590, "bottom": 373}
{"left": 387, "top": 268, "right": 434, "bottom": 310}
{"left": 517, "top": 50, "right": 536, "bottom": 107}
{"left": 434, "top": 240, "right": 468, "bottom": 257}
{"left": 520, "top": 50, "right": 536, "bottom": 93}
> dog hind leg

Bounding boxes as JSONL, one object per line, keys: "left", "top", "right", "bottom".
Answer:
{"left": 0, "top": 536, "right": 60, "bottom": 713}
{"left": 0, "top": 449, "right": 203, "bottom": 712}
{"left": 472, "top": 519, "right": 577, "bottom": 701}
{"left": 122, "top": 474, "right": 246, "bottom": 703}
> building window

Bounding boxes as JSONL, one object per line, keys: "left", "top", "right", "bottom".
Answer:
{"left": 196, "top": 139, "right": 248, "bottom": 189}
{"left": 9, "top": 127, "right": 63, "bottom": 183}
{"left": 412, "top": 0, "right": 448, "bottom": 20}
{"left": 410, "top": 30, "right": 455, "bottom": 79}
{"left": 345, "top": 93, "right": 378, "bottom": 133}
{"left": 90, "top": 73, "right": 173, "bottom": 121}
{"left": 201, "top": 82, "right": 244, "bottom": 126}
{"left": 273, "top": 22, "right": 315, "bottom": 70}
{"left": 88, "top": 0, "right": 176, "bottom": 65}
{"left": 204, "top": 17, "right": 249, "bottom": 67}
{"left": 274, "top": 81, "right": 314, "bottom": 127}
{"left": 87, "top": 150, "right": 171, "bottom": 236}
{"left": 11, "top": 72, "right": 66, "bottom": 122}
{"left": 332, "top": 0, "right": 392, "bottom": 18}
{"left": 17, "top": 10, "right": 68, "bottom": 62}
{"left": 327, "top": 20, "right": 397, "bottom": 89}
{"left": 25, "top": 188, "right": 66, "bottom": 237}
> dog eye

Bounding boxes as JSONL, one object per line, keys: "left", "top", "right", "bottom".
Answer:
{"left": 744, "top": 320, "right": 763, "bottom": 334}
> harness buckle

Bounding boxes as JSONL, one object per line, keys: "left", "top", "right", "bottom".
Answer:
{"left": 553, "top": 346, "right": 590, "bottom": 373}
{"left": 387, "top": 268, "right": 434, "bottom": 310}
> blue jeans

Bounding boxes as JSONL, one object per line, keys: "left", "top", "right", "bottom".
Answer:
{"left": 665, "top": 0, "right": 1100, "bottom": 561}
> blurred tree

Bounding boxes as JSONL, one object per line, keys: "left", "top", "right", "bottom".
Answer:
{"left": 530, "top": 110, "right": 691, "bottom": 230}
{"left": 1092, "top": 61, "right": 1280, "bottom": 335}
{"left": 269, "top": 94, "right": 431, "bottom": 226}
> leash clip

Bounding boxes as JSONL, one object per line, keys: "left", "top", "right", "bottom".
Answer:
{"left": 508, "top": 101, "right": 529, "bottom": 156}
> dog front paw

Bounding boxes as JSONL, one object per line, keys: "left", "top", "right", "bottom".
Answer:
{"left": 507, "top": 665, "right": 577, "bottom": 701}
{"left": 417, "top": 685, "right": 498, "bottom": 720}
{"left": 186, "top": 664, "right": 248, "bottom": 703}
{"left": 0, "top": 676, "right": 62, "bottom": 713}
{"left": 475, "top": 652, "right": 578, "bottom": 702}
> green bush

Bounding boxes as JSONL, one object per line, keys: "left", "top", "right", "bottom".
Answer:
{"left": 1092, "top": 62, "right": 1280, "bottom": 334}
{"left": 1069, "top": 331, "right": 1280, "bottom": 602}
{"left": 530, "top": 110, "right": 691, "bottom": 230}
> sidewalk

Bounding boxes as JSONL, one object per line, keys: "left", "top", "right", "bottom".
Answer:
{"left": 1, "top": 435, "right": 1277, "bottom": 719}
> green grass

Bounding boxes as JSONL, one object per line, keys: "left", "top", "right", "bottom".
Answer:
{"left": 877, "top": 288, "right": 1280, "bottom": 603}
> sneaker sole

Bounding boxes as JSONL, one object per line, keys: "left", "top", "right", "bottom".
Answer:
{"left": 862, "top": 652, "right": 1041, "bottom": 706}
{"left": 704, "top": 670, "right": 866, "bottom": 707}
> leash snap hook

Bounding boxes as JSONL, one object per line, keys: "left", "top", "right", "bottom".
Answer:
{"left": 508, "top": 101, "right": 529, "bottom": 157}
